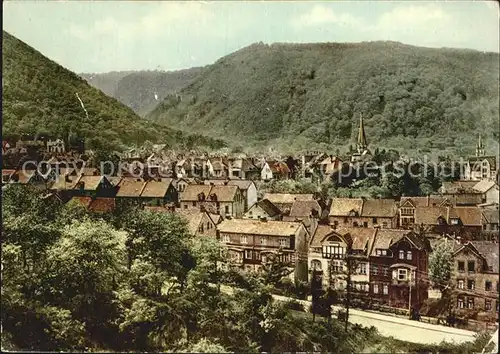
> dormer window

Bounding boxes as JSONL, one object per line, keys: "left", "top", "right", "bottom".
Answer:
{"left": 450, "top": 218, "right": 459, "bottom": 225}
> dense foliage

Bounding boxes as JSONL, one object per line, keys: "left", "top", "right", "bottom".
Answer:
{"left": 2, "top": 31, "right": 225, "bottom": 151}
{"left": 147, "top": 41, "right": 499, "bottom": 155}
{"left": 1, "top": 185, "right": 492, "bottom": 353}
{"left": 82, "top": 68, "right": 204, "bottom": 116}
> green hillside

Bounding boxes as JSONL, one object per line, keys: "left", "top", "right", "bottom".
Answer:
{"left": 147, "top": 41, "right": 499, "bottom": 155}
{"left": 2, "top": 31, "right": 225, "bottom": 151}
{"left": 81, "top": 68, "right": 203, "bottom": 116}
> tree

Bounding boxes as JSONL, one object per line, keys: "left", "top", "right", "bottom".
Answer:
{"left": 429, "top": 240, "right": 454, "bottom": 291}
{"left": 260, "top": 250, "right": 294, "bottom": 287}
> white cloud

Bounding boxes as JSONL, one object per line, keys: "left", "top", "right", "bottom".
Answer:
{"left": 292, "top": 5, "right": 364, "bottom": 28}
{"left": 68, "top": 2, "right": 222, "bottom": 42}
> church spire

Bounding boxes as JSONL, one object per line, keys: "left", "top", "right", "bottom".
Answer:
{"left": 476, "top": 134, "right": 485, "bottom": 157}
{"left": 357, "top": 113, "right": 368, "bottom": 153}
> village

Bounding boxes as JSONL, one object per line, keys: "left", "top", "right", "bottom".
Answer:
{"left": 2, "top": 116, "right": 499, "bottom": 332}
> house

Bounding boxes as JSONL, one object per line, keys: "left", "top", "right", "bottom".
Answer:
{"left": 71, "top": 196, "right": 116, "bottom": 213}
{"left": 464, "top": 136, "right": 498, "bottom": 181}
{"left": 481, "top": 208, "right": 499, "bottom": 236}
{"left": 175, "top": 177, "right": 196, "bottom": 193}
{"left": 283, "top": 199, "right": 323, "bottom": 222}
{"left": 473, "top": 180, "right": 499, "bottom": 205}
{"left": 207, "top": 185, "right": 245, "bottom": 218}
{"left": 243, "top": 199, "right": 282, "bottom": 221}
{"left": 210, "top": 158, "right": 229, "bottom": 178}
{"left": 72, "top": 175, "right": 115, "bottom": 198}
{"left": 9, "top": 169, "right": 52, "bottom": 190}
{"left": 144, "top": 207, "right": 218, "bottom": 238}
{"left": 451, "top": 241, "right": 499, "bottom": 319}
{"left": 308, "top": 226, "right": 376, "bottom": 291}
{"left": 179, "top": 184, "right": 244, "bottom": 218}
{"left": 262, "top": 193, "right": 314, "bottom": 215}
{"left": 115, "top": 178, "right": 147, "bottom": 203}
{"left": 47, "top": 139, "right": 65, "bottom": 153}
{"left": 261, "top": 160, "right": 291, "bottom": 181}
{"left": 369, "top": 229, "right": 430, "bottom": 310}
{"left": 2, "top": 169, "right": 16, "bottom": 185}
{"left": 318, "top": 156, "right": 343, "bottom": 179}
{"left": 414, "top": 206, "right": 483, "bottom": 240}
{"left": 179, "top": 184, "right": 212, "bottom": 211}
{"left": 399, "top": 196, "right": 452, "bottom": 228}
{"left": 177, "top": 209, "right": 219, "bottom": 238}
{"left": 439, "top": 181, "right": 484, "bottom": 206}
{"left": 328, "top": 198, "right": 398, "bottom": 229}
{"left": 140, "top": 178, "right": 178, "bottom": 206}
{"left": 204, "top": 179, "right": 258, "bottom": 212}
{"left": 217, "top": 218, "right": 309, "bottom": 282}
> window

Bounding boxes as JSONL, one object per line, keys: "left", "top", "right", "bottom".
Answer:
{"left": 401, "top": 208, "right": 414, "bottom": 215}
{"left": 407, "top": 251, "right": 412, "bottom": 260}
{"left": 260, "top": 236, "right": 267, "bottom": 245}
{"left": 184, "top": 204, "right": 188, "bottom": 210}
{"left": 485, "top": 281, "right": 492, "bottom": 291}
{"left": 225, "top": 205, "right": 230, "bottom": 214}
{"left": 372, "top": 265, "right": 378, "bottom": 275}
{"left": 241, "top": 235, "right": 248, "bottom": 244}
{"left": 245, "top": 250, "right": 252, "bottom": 259}
{"left": 332, "top": 261, "right": 342, "bottom": 273}
{"left": 222, "top": 235, "right": 230, "bottom": 243}
{"left": 322, "top": 245, "right": 344, "bottom": 258}
{"left": 382, "top": 222, "right": 388, "bottom": 228}
{"left": 458, "top": 261, "right": 465, "bottom": 272}
{"left": 248, "top": 211, "right": 253, "bottom": 216}
{"left": 383, "top": 268, "right": 389, "bottom": 277}
{"left": 383, "top": 285, "right": 389, "bottom": 295}
{"left": 363, "top": 222, "right": 368, "bottom": 228}
{"left": 450, "top": 218, "right": 459, "bottom": 225}
{"left": 467, "top": 298, "right": 474, "bottom": 309}
{"left": 373, "top": 284, "right": 379, "bottom": 294}
{"left": 311, "top": 260, "right": 322, "bottom": 271}
{"left": 485, "top": 300, "right": 492, "bottom": 311}
{"left": 398, "top": 269, "right": 408, "bottom": 281}
{"left": 192, "top": 201, "right": 197, "bottom": 206}
{"left": 198, "top": 224, "right": 204, "bottom": 233}
{"left": 458, "top": 298, "right": 464, "bottom": 309}
{"left": 399, "top": 250, "right": 405, "bottom": 260}
{"left": 364, "top": 284, "right": 369, "bottom": 292}
{"left": 372, "top": 217, "right": 378, "bottom": 224}
{"left": 457, "top": 280, "right": 464, "bottom": 289}
{"left": 353, "top": 222, "right": 359, "bottom": 227}
{"left": 468, "top": 261, "right": 475, "bottom": 273}
{"left": 334, "top": 220, "right": 339, "bottom": 227}
{"left": 358, "top": 263, "right": 367, "bottom": 275}
{"left": 279, "top": 238, "right": 289, "bottom": 248}
{"left": 467, "top": 280, "right": 475, "bottom": 290}
{"left": 253, "top": 251, "right": 261, "bottom": 261}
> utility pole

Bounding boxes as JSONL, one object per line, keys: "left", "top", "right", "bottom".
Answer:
{"left": 408, "top": 270, "right": 412, "bottom": 319}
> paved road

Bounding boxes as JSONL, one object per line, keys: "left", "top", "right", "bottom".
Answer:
{"left": 219, "top": 285, "right": 478, "bottom": 345}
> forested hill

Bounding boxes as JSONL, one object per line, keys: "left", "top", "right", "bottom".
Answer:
{"left": 81, "top": 68, "right": 204, "bottom": 116}
{"left": 2, "top": 31, "right": 225, "bottom": 151}
{"left": 147, "top": 41, "right": 499, "bottom": 155}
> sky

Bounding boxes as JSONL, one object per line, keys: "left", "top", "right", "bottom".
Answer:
{"left": 3, "top": 1, "right": 499, "bottom": 73}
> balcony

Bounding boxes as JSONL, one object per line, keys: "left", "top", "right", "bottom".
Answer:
{"left": 392, "top": 278, "right": 416, "bottom": 286}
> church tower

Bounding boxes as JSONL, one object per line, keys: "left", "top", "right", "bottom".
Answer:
{"left": 475, "top": 134, "right": 485, "bottom": 157}
{"left": 357, "top": 114, "right": 368, "bottom": 154}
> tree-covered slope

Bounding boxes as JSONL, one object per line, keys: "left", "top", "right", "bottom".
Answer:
{"left": 81, "top": 68, "right": 203, "bottom": 116}
{"left": 2, "top": 31, "right": 225, "bottom": 151}
{"left": 147, "top": 41, "right": 499, "bottom": 155}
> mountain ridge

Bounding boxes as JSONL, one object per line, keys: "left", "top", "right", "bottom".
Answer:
{"left": 2, "top": 31, "right": 226, "bottom": 151}
{"left": 145, "top": 40, "right": 499, "bottom": 155}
